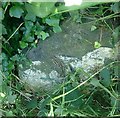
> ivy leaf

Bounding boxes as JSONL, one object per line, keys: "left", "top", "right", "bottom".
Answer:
{"left": 10, "top": 54, "right": 20, "bottom": 62}
{"left": 53, "top": 26, "right": 62, "bottom": 33}
{"left": 45, "top": 18, "right": 60, "bottom": 27}
{"left": 24, "top": 35, "right": 34, "bottom": 42}
{"left": 19, "top": 41, "right": 28, "bottom": 49}
{"left": 25, "top": 21, "right": 34, "bottom": 30}
{"left": 25, "top": 2, "right": 56, "bottom": 18}
{"left": 9, "top": 6, "right": 24, "bottom": 18}
{"left": 99, "top": 68, "right": 111, "bottom": 87}
{"left": 2, "top": 24, "right": 7, "bottom": 35}
{"left": 8, "top": 61, "right": 15, "bottom": 71}
{"left": 40, "top": 31, "right": 49, "bottom": 40}
{"left": 25, "top": 13, "right": 36, "bottom": 22}
{"left": 45, "top": 17, "right": 61, "bottom": 33}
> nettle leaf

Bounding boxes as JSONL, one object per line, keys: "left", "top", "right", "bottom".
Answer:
{"left": 99, "top": 68, "right": 111, "bottom": 87}
{"left": 9, "top": 5, "right": 24, "bottom": 18}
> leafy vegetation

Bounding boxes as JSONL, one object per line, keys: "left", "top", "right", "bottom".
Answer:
{"left": 0, "top": 1, "right": 120, "bottom": 117}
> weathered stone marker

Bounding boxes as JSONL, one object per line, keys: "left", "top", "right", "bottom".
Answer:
{"left": 18, "top": 19, "right": 118, "bottom": 95}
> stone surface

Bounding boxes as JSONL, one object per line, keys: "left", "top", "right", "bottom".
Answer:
{"left": 18, "top": 19, "right": 118, "bottom": 95}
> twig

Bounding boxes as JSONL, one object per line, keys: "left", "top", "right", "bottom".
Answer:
{"left": 5, "top": 22, "right": 24, "bottom": 43}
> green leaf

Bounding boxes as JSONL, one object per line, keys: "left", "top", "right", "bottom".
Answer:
{"left": 9, "top": 6, "right": 24, "bottom": 18}
{"left": 0, "top": 72, "right": 2, "bottom": 87}
{"left": 99, "top": 68, "right": 111, "bottom": 87}
{"left": 69, "top": 10, "right": 80, "bottom": 22}
{"left": 26, "top": 98, "right": 38, "bottom": 109}
{"left": 25, "top": 21, "right": 34, "bottom": 30}
{"left": 110, "top": 2, "right": 120, "bottom": 13}
{"left": 25, "top": 13, "right": 36, "bottom": 22}
{"left": 112, "top": 26, "right": 120, "bottom": 43}
{"left": 91, "top": 25, "right": 97, "bottom": 31}
{"left": 9, "top": 0, "right": 23, "bottom": 2}
{"left": 40, "top": 31, "right": 49, "bottom": 40}
{"left": 2, "top": 59, "right": 8, "bottom": 67}
{"left": 53, "top": 26, "right": 62, "bottom": 33}
{"left": 45, "top": 17, "right": 62, "bottom": 33}
{"left": 25, "top": 2, "right": 56, "bottom": 18}
{"left": 6, "top": 111, "right": 15, "bottom": 117}
{"left": 0, "top": 23, "right": 2, "bottom": 36}
{"left": 22, "top": 32, "right": 34, "bottom": 43}
{"left": 35, "top": 22, "right": 45, "bottom": 31}
{"left": 10, "top": 54, "right": 20, "bottom": 61}
{"left": 54, "top": 106, "right": 63, "bottom": 115}
{"left": 90, "top": 78, "right": 100, "bottom": 87}
{"left": 57, "top": 2, "right": 104, "bottom": 15}
{"left": 19, "top": 41, "right": 28, "bottom": 49}
{"left": 45, "top": 18, "right": 60, "bottom": 27}
{"left": 2, "top": 24, "right": 7, "bottom": 35}
{"left": 0, "top": 8, "right": 4, "bottom": 20}
{"left": 94, "top": 41, "right": 101, "bottom": 49}
{"left": 8, "top": 61, "right": 14, "bottom": 70}
{"left": 7, "top": 94, "right": 17, "bottom": 104}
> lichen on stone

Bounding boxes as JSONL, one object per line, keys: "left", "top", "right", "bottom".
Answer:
{"left": 18, "top": 19, "right": 118, "bottom": 94}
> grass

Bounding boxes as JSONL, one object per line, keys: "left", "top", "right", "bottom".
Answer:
{"left": 1, "top": 1, "right": 120, "bottom": 117}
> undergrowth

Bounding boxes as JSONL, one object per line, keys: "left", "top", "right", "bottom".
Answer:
{"left": 0, "top": 1, "right": 120, "bottom": 117}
